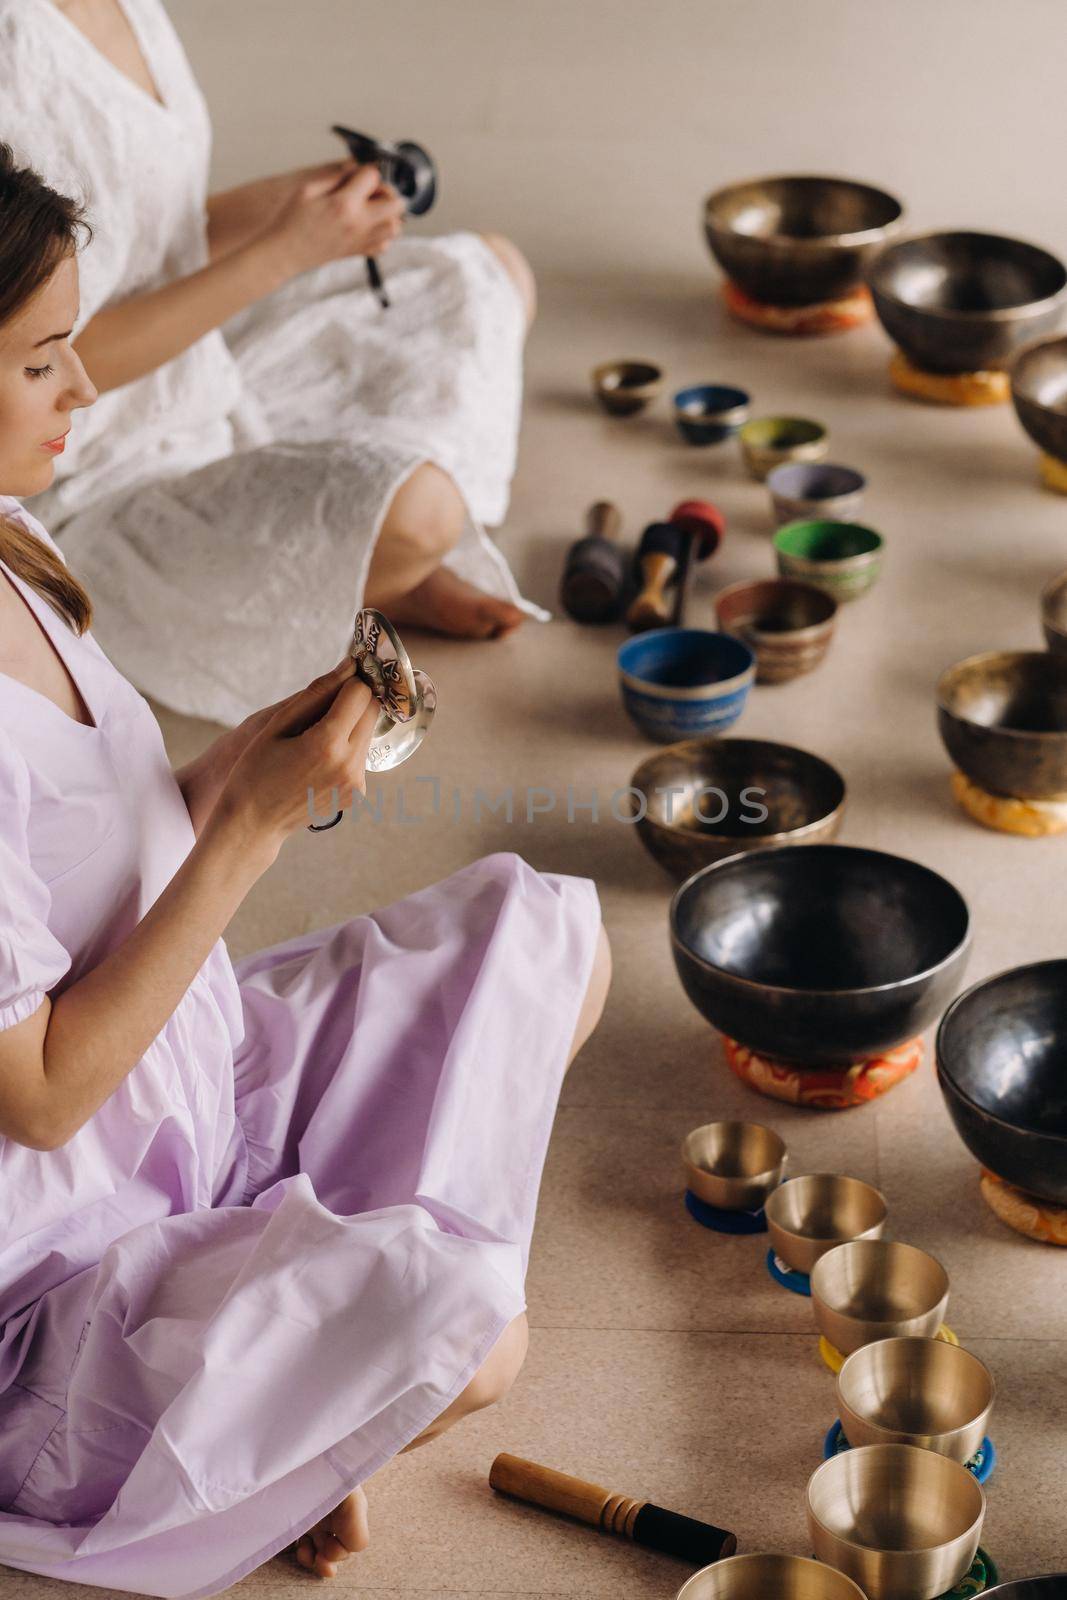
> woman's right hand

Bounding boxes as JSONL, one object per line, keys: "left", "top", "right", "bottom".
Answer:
{"left": 263, "top": 161, "right": 407, "bottom": 281}
{"left": 212, "top": 658, "right": 380, "bottom": 859}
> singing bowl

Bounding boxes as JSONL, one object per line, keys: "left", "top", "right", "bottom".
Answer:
{"left": 868, "top": 231, "right": 1067, "bottom": 375}
{"left": 767, "top": 463, "right": 867, "bottom": 529}
{"left": 714, "top": 579, "right": 838, "bottom": 684}
{"left": 774, "top": 520, "right": 884, "bottom": 603}
{"left": 1012, "top": 335, "right": 1067, "bottom": 465}
{"left": 681, "top": 1121, "right": 787, "bottom": 1211}
{"left": 764, "top": 1174, "right": 887, "bottom": 1275}
{"left": 836, "top": 1336, "right": 995, "bottom": 1462}
{"left": 806, "top": 1444, "right": 985, "bottom": 1600}
{"left": 618, "top": 630, "right": 755, "bottom": 743}
{"left": 1042, "top": 572, "right": 1067, "bottom": 654}
{"left": 669, "top": 845, "right": 970, "bottom": 1065}
{"left": 984, "top": 1581, "right": 1067, "bottom": 1600}
{"left": 592, "top": 359, "right": 664, "bottom": 415}
{"left": 936, "top": 650, "right": 1067, "bottom": 800}
{"left": 936, "top": 960, "right": 1067, "bottom": 1206}
{"left": 739, "top": 415, "right": 829, "bottom": 480}
{"left": 673, "top": 383, "right": 751, "bottom": 445}
{"left": 811, "top": 1240, "right": 950, "bottom": 1356}
{"left": 677, "top": 1553, "right": 868, "bottom": 1600}
{"left": 629, "top": 737, "right": 846, "bottom": 879}
{"left": 703, "top": 175, "right": 903, "bottom": 306}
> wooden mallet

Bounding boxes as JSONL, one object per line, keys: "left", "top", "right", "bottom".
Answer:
{"left": 489, "top": 1452, "right": 737, "bottom": 1566}
{"left": 625, "top": 498, "right": 725, "bottom": 632}
{"left": 559, "top": 501, "right": 629, "bottom": 623}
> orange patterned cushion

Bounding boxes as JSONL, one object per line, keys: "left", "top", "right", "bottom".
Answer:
{"left": 722, "top": 280, "right": 873, "bottom": 335}
{"left": 723, "top": 1035, "right": 922, "bottom": 1110}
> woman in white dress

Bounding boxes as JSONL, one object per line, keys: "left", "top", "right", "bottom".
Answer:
{"left": 1, "top": 0, "right": 550, "bottom": 727}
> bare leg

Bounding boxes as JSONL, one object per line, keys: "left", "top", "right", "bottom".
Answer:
{"left": 479, "top": 232, "right": 538, "bottom": 333}
{"left": 293, "top": 922, "right": 610, "bottom": 1580}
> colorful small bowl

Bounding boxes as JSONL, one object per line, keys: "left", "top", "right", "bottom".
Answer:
{"left": 774, "top": 520, "right": 884, "bottom": 601}
{"left": 673, "top": 383, "right": 751, "bottom": 445}
{"left": 739, "top": 416, "right": 829, "bottom": 480}
{"left": 618, "top": 628, "right": 755, "bottom": 743}
{"left": 715, "top": 577, "right": 838, "bottom": 683}
{"left": 592, "top": 359, "right": 664, "bottom": 416}
{"left": 767, "top": 462, "right": 867, "bottom": 528}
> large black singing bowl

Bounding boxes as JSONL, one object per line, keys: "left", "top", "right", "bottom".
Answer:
{"left": 936, "top": 961, "right": 1067, "bottom": 1205}
{"left": 670, "top": 845, "right": 971, "bottom": 1066}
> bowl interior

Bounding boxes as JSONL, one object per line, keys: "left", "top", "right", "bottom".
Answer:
{"left": 808, "top": 1445, "right": 983, "bottom": 1550}
{"left": 938, "top": 961, "right": 1067, "bottom": 1139}
{"left": 707, "top": 177, "right": 902, "bottom": 242}
{"left": 717, "top": 579, "right": 837, "bottom": 636}
{"left": 872, "top": 232, "right": 1067, "bottom": 314}
{"left": 743, "top": 416, "right": 826, "bottom": 450}
{"left": 619, "top": 630, "right": 754, "bottom": 692}
{"left": 598, "top": 360, "right": 661, "bottom": 390}
{"left": 814, "top": 1240, "right": 949, "bottom": 1322}
{"left": 939, "top": 652, "right": 1067, "bottom": 734}
{"left": 775, "top": 520, "right": 883, "bottom": 563}
{"left": 1013, "top": 336, "right": 1067, "bottom": 410}
{"left": 769, "top": 463, "right": 866, "bottom": 500}
{"left": 635, "top": 738, "right": 844, "bottom": 842}
{"left": 673, "top": 846, "right": 967, "bottom": 991}
{"left": 675, "top": 384, "right": 749, "bottom": 417}
{"left": 838, "top": 1337, "right": 993, "bottom": 1436}
{"left": 683, "top": 1121, "right": 785, "bottom": 1183}
{"left": 766, "top": 1174, "right": 885, "bottom": 1242}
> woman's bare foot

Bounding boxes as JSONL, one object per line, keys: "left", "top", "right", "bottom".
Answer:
{"left": 386, "top": 564, "right": 527, "bottom": 640}
{"left": 292, "top": 1484, "right": 369, "bottom": 1579}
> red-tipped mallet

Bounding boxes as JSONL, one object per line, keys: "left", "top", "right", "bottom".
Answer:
{"left": 625, "top": 498, "right": 725, "bottom": 632}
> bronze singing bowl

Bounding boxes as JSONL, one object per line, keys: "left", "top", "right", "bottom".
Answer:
{"left": 937, "top": 650, "right": 1067, "bottom": 800}
{"left": 682, "top": 1121, "right": 787, "bottom": 1211}
{"left": 714, "top": 579, "right": 838, "bottom": 684}
{"left": 811, "top": 1240, "right": 949, "bottom": 1356}
{"left": 807, "top": 1443, "right": 985, "bottom": 1600}
{"left": 676, "top": 1553, "right": 867, "bottom": 1600}
{"left": 836, "top": 1336, "right": 994, "bottom": 1462}
{"left": 704, "top": 175, "right": 903, "bottom": 306}
{"left": 868, "top": 231, "right": 1067, "bottom": 374}
{"left": 764, "top": 1174, "right": 887, "bottom": 1275}
{"left": 1042, "top": 573, "right": 1067, "bottom": 655}
{"left": 1011, "top": 334, "right": 1067, "bottom": 465}
{"left": 628, "top": 737, "right": 846, "bottom": 880}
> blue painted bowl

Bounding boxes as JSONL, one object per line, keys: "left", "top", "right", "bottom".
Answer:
{"left": 618, "top": 629, "right": 756, "bottom": 742}
{"left": 673, "top": 383, "right": 751, "bottom": 446}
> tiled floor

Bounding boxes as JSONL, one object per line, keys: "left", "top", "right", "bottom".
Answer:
{"left": 8, "top": 272, "right": 1067, "bottom": 1597}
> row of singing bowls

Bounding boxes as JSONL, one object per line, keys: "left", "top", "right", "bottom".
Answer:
{"left": 837, "top": 1336, "right": 994, "bottom": 1463}
{"left": 936, "top": 959, "right": 1067, "bottom": 1205}
{"left": 937, "top": 650, "right": 1067, "bottom": 799}
{"left": 1042, "top": 573, "right": 1067, "bottom": 653}
{"left": 682, "top": 1120, "right": 787, "bottom": 1211}
{"left": 703, "top": 175, "right": 903, "bottom": 306}
{"left": 670, "top": 844, "right": 971, "bottom": 1065}
{"left": 1012, "top": 334, "right": 1067, "bottom": 463}
{"left": 868, "top": 231, "right": 1067, "bottom": 374}
{"left": 630, "top": 738, "right": 845, "bottom": 880}
{"left": 807, "top": 1443, "right": 985, "bottom": 1600}
{"left": 765, "top": 1175, "right": 886, "bottom": 1275}
{"left": 811, "top": 1240, "right": 950, "bottom": 1356}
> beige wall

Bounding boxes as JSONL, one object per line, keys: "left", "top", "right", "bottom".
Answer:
{"left": 173, "top": 0, "right": 1067, "bottom": 278}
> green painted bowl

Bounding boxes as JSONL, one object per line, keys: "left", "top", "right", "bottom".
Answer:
{"left": 773, "top": 520, "right": 884, "bottom": 601}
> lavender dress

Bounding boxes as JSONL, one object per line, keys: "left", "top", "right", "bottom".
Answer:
{"left": 0, "top": 497, "right": 602, "bottom": 1598}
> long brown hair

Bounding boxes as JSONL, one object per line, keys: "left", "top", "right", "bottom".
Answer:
{"left": 0, "top": 141, "right": 93, "bottom": 635}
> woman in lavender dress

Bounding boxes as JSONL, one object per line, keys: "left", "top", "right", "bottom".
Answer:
{"left": 0, "top": 148, "right": 610, "bottom": 1597}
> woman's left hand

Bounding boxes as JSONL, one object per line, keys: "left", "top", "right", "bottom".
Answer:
{"left": 173, "top": 697, "right": 296, "bottom": 837}
{"left": 206, "top": 162, "right": 362, "bottom": 263}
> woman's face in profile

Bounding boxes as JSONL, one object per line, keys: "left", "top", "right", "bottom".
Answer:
{"left": 0, "top": 254, "right": 97, "bottom": 496}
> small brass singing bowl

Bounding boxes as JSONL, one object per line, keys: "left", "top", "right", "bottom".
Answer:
{"left": 681, "top": 1121, "right": 787, "bottom": 1211}
{"left": 1042, "top": 571, "right": 1067, "bottom": 655}
{"left": 806, "top": 1443, "right": 985, "bottom": 1600}
{"left": 811, "top": 1239, "right": 949, "bottom": 1357}
{"left": 764, "top": 1174, "right": 887, "bottom": 1276}
{"left": 676, "top": 1552, "right": 867, "bottom": 1600}
{"left": 592, "top": 358, "right": 664, "bottom": 416}
{"left": 836, "top": 1336, "right": 994, "bottom": 1463}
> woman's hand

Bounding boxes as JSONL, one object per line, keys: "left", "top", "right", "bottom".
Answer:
{"left": 261, "top": 162, "right": 407, "bottom": 282}
{"left": 210, "top": 658, "right": 380, "bottom": 858}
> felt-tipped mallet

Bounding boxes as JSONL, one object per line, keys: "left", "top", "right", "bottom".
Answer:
{"left": 559, "top": 501, "right": 629, "bottom": 623}
{"left": 626, "top": 498, "right": 725, "bottom": 632}
{"left": 489, "top": 1452, "right": 737, "bottom": 1566}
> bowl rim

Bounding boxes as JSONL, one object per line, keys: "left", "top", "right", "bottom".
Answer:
{"left": 673, "top": 383, "right": 751, "bottom": 418}
{"left": 669, "top": 843, "right": 971, "bottom": 999}
{"left": 591, "top": 358, "right": 664, "bottom": 393}
{"left": 766, "top": 461, "right": 868, "bottom": 498}
{"left": 629, "top": 735, "right": 847, "bottom": 843}
{"left": 764, "top": 1172, "right": 888, "bottom": 1239}
{"left": 714, "top": 576, "right": 839, "bottom": 639}
{"left": 681, "top": 1120, "right": 788, "bottom": 1186}
{"left": 806, "top": 1442, "right": 986, "bottom": 1552}
{"left": 835, "top": 1335, "right": 996, "bottom": 1444}
{"left": 740, "top": 414, "right": 829, "bottom": 448}
{"left": 703, "top": 173, "right": 904, "bottom": 249}
{"left": 1010, "top": 331, "right": 1067, "bottom": 406}
{"left": 812, "top": 1236, "right": 951, "bottom": 1299}
{"left": 936, "top": 649, "right": 1067, "bottom": 741}
{"left": 675, "top": 1551, "right": 869, "bottom": 1600}
{"left": 867, "top": 230, "right": 1067, "bottom": 322}
{"left": 773, "top": 519, "right": 885, "bottom": 567}
{"left": 618, "top": 627, "right": 756, "bottom": 700}
{"left": 935, "top": 957, "right": 1067, "bottom": 1146}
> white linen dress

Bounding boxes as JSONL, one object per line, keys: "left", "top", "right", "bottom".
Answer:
{"left": 0, "top": 0, "right": 549, "bottom": 728}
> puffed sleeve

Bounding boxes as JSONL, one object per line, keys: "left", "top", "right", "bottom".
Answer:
{"left": 0, "top": 731, "right": 72, "bottom": 1031}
